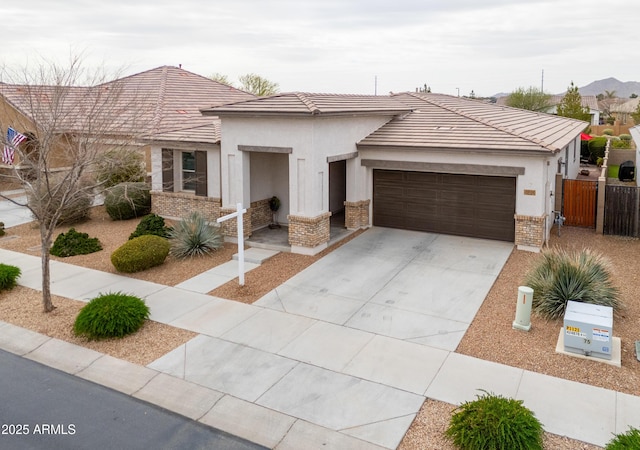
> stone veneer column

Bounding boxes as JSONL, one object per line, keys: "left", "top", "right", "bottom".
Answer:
{"left": 514, "top": 214, "right": 545, "bottom": 251}
{"left": 219, "top": 206, "right": 252, "bottom": 238}
{"left": 344, "top": 199, "right": 370, "bottom": 229}
{"left": 288, "top": 212, "right": 331, "bottom": 254}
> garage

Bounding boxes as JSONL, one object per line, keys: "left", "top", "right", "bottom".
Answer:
{"left": 373, "top": 169, "right": 516, "bottom": 241}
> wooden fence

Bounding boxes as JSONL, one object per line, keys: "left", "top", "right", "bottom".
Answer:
{"left": 562, "top": 179, "right": 597, "bottom": 227}
{"left": 604, "top": 185, "right": 639, "bottom": 236}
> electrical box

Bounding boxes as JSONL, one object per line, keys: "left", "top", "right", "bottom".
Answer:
{"left": 563, "top": 300, "right": 613, "bottom": 360}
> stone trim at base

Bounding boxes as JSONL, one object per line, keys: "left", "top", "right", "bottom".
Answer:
{"left": 514, "top": 214, "right": 545, "bottom": 250}
{"left": 288, "top": 212, "right": 331, "bottom": 251}
{"left": 151, "top": 191, "right": 221, "bottom": 222}
{"left": 344, "top": 199, "right": 370, "bottom": 229}
{"left": 220, "top": 206, "right": 252, "bottom": 239}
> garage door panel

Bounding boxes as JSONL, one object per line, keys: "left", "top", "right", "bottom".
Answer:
{"left": 373, "top": 170, "right": 515, "bottom": 242}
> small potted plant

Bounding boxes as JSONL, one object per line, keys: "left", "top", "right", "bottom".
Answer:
{"left": 268, "top": 196, "right": 281, "bottom": 229}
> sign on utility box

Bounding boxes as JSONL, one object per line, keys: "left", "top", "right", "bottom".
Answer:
{"left": 563, "top": 300, "right": 613, "bottom": 360}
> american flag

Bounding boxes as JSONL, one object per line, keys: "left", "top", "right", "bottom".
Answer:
{"left": 2, "top": 127, "right": 27, "bottom": 165}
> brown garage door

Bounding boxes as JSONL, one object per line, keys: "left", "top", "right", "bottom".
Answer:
{"left": 373, "top": 170, "right": 516, "bottom": 241}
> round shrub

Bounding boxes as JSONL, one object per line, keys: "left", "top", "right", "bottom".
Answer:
{"left": 29, "top": 177, "right": 93, "bottom": 226}
{"left": 603, "top": 128, "right": 615, "bottom": 136}
{"left": 95, "top": 148, "right": 145, "bottom": 189}
{"left": 104, "top": 182, "right": 151, "bottom": 220}
{"left": 73, "top": 291, "right": 149, "bottom": 340}
{"left": 619, "top": 134, "right": 632, "bottom": 142}
{"left": 111, "top": 235, "right": 170, "bottom": 273}
{"left": 0, "top": 263, "right": 21, "bottom": 291}
{"left": 606, "top": 426, "right": 640, "bottom": 450}
{"left": 446, "top": 391, "right": 543, "bottom": 450}
{"left": 588, "top": 136, "right": 608, "bottom": 162}
{"left": 523, "top": 247, "right": 620, "bottom": 319}
{"left": 50, "top": 228, "right": 102, "bottom": 257}
{"left": 129, "top": 214, "right": 172, "bottom": 240}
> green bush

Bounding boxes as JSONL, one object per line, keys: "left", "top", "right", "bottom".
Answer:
{"left": 95, "top": 148, "right": 146, "bottom": 189}
{"left": 606, "top": 426, "right": 640, "bottom": 450}
{"left": 169, "top": 211, "right": 223, "bottom": 258}
{"left": 50, "top": 228, "right": 102, "bottom": 257}
{"left": 73, "top": 291, "right": 149, "bottom": 340}
{"left": 619, "top": 134, "right": 632, "bottom": 142}
{"left": 0, "top": 221, "right": 5, "bottom": 237}
{"left": 523, "top": 247, "right": 620, "bottom": 319}
{"left": 588, "top": 136, "right": 608, "bottom": 162}
{"left": 129, "top": 214, "right": 172, "bottom": 240}
{"left": 104, "top": 182, "right": 151, "bottom": 220}
{"left": 603, "top": 128, "right": 615, "bottom": 136}
{"left": 611, "top": 139, "right": 631, "bottom": 149}
{"left": 0, "top": 264, "right": 21, "bottom": 290}
{"left": 446, "top": 391, "right": 543, "bottom": 450}
{"left": 111, "top": 235, "right": 170, "bottom": 273}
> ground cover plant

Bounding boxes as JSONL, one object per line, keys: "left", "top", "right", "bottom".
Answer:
{"left": 129, "top": 214, "right": 172, "bottom": 240}
{"left": 605, "top": 426, "right": 640, "bottom": 449}
{"left": 446, "top": 391, "right": 543, "bottom": 450}
{"left": 50, "top": 228, "right": 102, "bottom": 257}
{"left": 73, "top": 291, "right": 150, "bottom": 340}
{"left": 0, "top": 263, "right": 21, "bottom": 290}
{"left": 523, "top": 247, "right": 620, "bottom": 319}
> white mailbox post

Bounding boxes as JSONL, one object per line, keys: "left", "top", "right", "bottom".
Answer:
{"left": 217, "top": 203, "right": 247, "bottom": 286}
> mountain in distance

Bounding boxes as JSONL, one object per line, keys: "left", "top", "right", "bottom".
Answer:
{"left": 493, "top": 78, "right": 640, "bottom": 99}
{"left": 578, "top": 78, "right": 640, "bottom": 98}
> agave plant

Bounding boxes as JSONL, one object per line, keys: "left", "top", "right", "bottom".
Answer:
{"left": 523, "top": 247, "right": 620, "bottom": 319}
{"left": 168, "top": 211, "right": 223, "bottom": 258}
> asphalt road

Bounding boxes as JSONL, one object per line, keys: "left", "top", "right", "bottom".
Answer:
{"left": 0, "top": 349, "right": 267, "bottom": 450}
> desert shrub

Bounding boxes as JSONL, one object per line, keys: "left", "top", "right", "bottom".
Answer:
{"left": 446, "top": 391, "right": 543, "bottom": 450}
{"left": 0, "top": 264, "right": 21, "bottom": 290}
{"left": 169, "top": 211, "right": 223, "bottom": 258}
{"left": 73, "top": 291, "right": 149, "bottom": 340}
{"left": 606, "top": 426, "right": 640, "bottom": 450}
{"left": 104, "top": 182, "right": 151, "bottom": 220}
{"left": 129, "top": 214, "right": 172, "bottom": 240}
{"left": 50, "top": 228, "right": 102, "bottom": 257}
{"left": 523, "top": 247, "right": 620, "bottom": 319}
{"left": 94, "top": 148, "right": 145, "bottom": 189}
{"left": 611, "top": 139, "right": 631, "bottom": 149}
{"left": 111, "top": 235, "right": 170, "bottom": 273}
{"left": 28, "top": 177, "right": 93, "bottom": 226}
{"left": 619, "top": 134, "right": 632, "bottom": 142}
{"left": 0, "top": 222, "right": 5, "bottom": 237}
{"left": 588, "top": 136, "right": 608, "bottom": 162}
{"left": 603, "top": 128, "right": 615, "bottom": 136}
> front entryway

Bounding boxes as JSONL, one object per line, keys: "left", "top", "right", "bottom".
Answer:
{"left": 372, "top": 170, "right": 516, "bottom": 241}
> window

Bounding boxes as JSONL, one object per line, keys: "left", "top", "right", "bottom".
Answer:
{"left": 181, "top": 151, "right": 196, "bottom": 191}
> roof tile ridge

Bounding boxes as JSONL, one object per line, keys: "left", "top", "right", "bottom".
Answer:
{"left": 150, "top": 66, "right": 169, "bottom": 134}
{"left": 294, "top": 92, "right": 320, "bottom": 114}
{"left": 419, "top": 94, "right": 558, "bottom": 150}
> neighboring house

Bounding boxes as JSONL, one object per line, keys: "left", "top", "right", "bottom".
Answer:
{"left": 0, "top": 66, "right": 254, "bottom": 175}
{"left": 496, "top": 94, "right": 600, "bottom": 125}
{"left": 150, "top": 92, "right": 586, "bottom": 254}
{"left": 610, "top": 97, "right": 639, "bottom": 125}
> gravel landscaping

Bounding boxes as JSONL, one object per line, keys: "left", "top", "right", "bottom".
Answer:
{"left": 1, "top": 205, "right": 637, "bottom": 449}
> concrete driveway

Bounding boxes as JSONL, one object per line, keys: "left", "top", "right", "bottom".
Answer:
{"left": 256, "top": 227, "right": 514, "bottom": 351}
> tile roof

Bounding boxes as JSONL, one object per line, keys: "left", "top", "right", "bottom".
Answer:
{"left": 202, "top": 92, "right": 412, "bottom": 117}
{"left": 0, "top": 66, "right": 254, "bottom": 140}
{"left": 141, "top": 123, "right": 221, "bottom": 146}
{"left": 358, "top": 93, "right": 587, "bottom": 153}
{"left": 610, "top": 97, "right": 640, "bottom": 113}
{"left": 495, "top": 94, "right": 599, "bottom": 110}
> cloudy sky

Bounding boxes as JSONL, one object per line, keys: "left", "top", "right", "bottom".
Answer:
{"left": 1, "top": 0, "right": 638, "bottom": 97}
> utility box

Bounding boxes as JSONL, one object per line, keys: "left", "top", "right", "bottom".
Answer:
{"left": 563, "top": 300, "right": 613, "bottom": 360}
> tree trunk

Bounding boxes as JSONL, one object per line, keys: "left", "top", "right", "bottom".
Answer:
{"left": 40, "top": 230, "right": 55, "bottom": 312}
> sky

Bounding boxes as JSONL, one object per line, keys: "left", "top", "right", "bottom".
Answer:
{"left": 1, "top": 0, "right": 638, "bottom": 97}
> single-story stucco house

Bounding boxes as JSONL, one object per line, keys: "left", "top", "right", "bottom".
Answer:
{"left": 149, "top": 90, "right": 588, "bottom": 254}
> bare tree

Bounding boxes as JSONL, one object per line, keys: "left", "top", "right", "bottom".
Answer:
{"left": 0, "top": 56, "right": 146, "bottom": 312}
{"left": 238, "top": 73, "right": 279, "bottom": 96}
